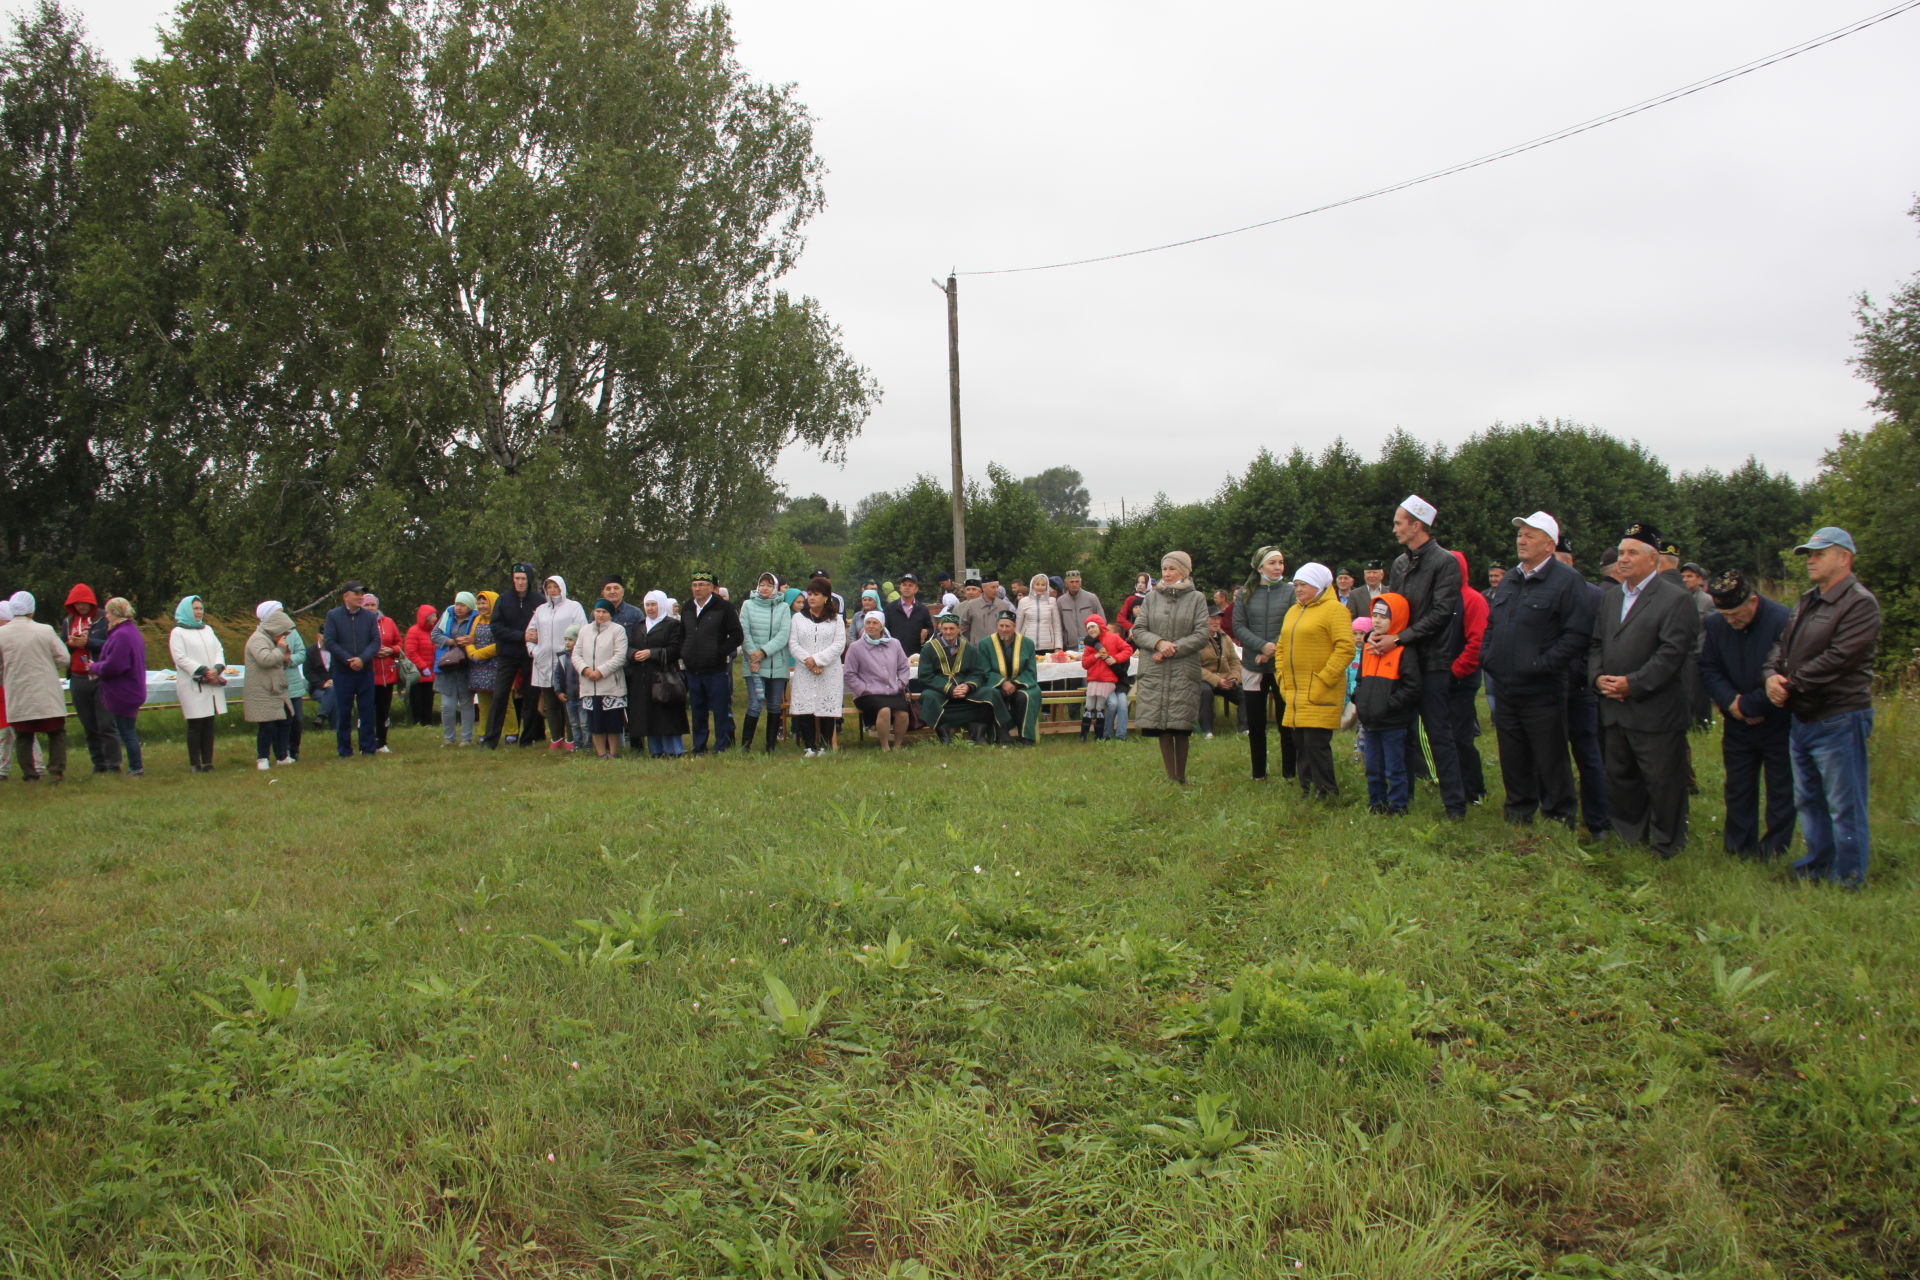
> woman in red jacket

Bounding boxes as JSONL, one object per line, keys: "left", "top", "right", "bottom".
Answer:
{"left": 364, "top": 593, "right": 406, "bottom": 752}
{"left": 404, "top": 604, "right": 439, "bottom": 729}
{"left": 1449, "top": 549, "right": 1488, "bottom": 806}
{"left": 1078, "top": 614, "right": 1134, "bottom": 741}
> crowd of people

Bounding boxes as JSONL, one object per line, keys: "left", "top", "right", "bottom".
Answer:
{"left": 0, "top": 497, "right": 1883, "bottom": 885}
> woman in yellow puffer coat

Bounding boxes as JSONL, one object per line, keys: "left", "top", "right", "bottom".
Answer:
{"left": 1278, "top": 562, "right": 1355, "bottom": 797}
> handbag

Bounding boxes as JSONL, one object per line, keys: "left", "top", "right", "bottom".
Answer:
{"left": 651, "top": 668, "right": 686, "bottom": 705}
{"left": 398, "top": 655, "right": 422, "bottom": 686}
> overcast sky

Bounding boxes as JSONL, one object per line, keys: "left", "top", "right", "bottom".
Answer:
{"left": 54, "top": 0, "right": 1920, "bottom": 519}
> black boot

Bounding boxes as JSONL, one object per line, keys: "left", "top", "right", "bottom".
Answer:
{"left": 1079, "top": 714, "right": 1092, "bottom": 742}
{"left": 764, "top": 714, "right": 780, "bottom": 753}
{"left": 740, "top": 715, "right": 758, "bottom": 752}
{"left": 937, "top": 726, "right": 954, "bottom": 746}
{"left": 1094, "top": 713, "right": 1106, "bottom": 741}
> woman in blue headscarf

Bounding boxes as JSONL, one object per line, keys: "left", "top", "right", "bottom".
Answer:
{"left": 168, "top": 595, "right": 229, "bottom": 772}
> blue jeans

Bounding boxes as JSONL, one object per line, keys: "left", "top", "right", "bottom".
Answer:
{"left": 687, "top": 670, "right": 733, "bottom": 752}
{"left": 113, "top": 713, "right": 144, "bottom": 774}
{"left": 1362, "top": 726, "right": 1410, "bottom": 811}
{"left": 1790, "top": 708, "right": 1872, "bottom": 887}
{"left": 649, "top": 735, "right": 685, "bottom": 757}
{"left": 333, "top": 671, "right": 378, "bottom": 756}
{"left": 1103, "top": 689, "right": 1128, "bottom": 739}
{"left": 744, "top": 673, "right": 786, "bottom": 717}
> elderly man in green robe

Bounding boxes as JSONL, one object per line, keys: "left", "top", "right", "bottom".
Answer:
{"left": 919, "top": 614, "right": 1006, "bottom": 744}
{"left": 977, "top": 614, "right": 1041, "bottom": 745}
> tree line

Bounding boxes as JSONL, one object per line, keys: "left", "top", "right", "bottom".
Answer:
{"left": 0, "top": 0, "right": 876, "bottom": 614}
{"left": 838, "top": 421, "right": 1815, "bottom": 611}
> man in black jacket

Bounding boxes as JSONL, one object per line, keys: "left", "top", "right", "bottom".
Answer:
{"left": 682, "top": 570, "right": 745, "bottom": 754}
{"left": 481, "top": 562, "right": 543, "bottom": 748}
{"left": 1483, "top": 512, "right": 1595, "bottom": 828}
{"left": 1590, "top": 522, "right": 1700, "bottom": 857}
{"left": 322, "top": 580, "right": 382, "bottom": 757}
{"left": 1374, "top": 495, "right": 1467, "bottom": 818}
{"left": 1557, "top": 538, "right": 1610, "bottom": 837}
{"left": 1699, "top": 569, "right": 1794, "bottom": 858}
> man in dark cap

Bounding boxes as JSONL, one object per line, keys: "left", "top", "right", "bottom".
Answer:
{"left": 322, "top": 580, "right": 382, "bottom": 757}
{"left": 1589, "top": 522, "right": 1700, "bottom": 856}
{"left": 1349, "top": 561, "right": 1386, "bottom": 621}
{"left": 598, "top": 575, "right": 645, "bottom": 750}
{"left": 883, "top": 572, "right": 933, "bottom": 654}
{"left": 1699, "top": 569, "right": 1795, "bottom": 858}
{"left": 682, "top": 569, "right": 744, "bottom": 754}
{"left": 1763, "top": 527, "right": 1881, "bottom": 887}
{"left": 958, "top": 572, "right": 1014, "bottom": 646}
{"left": 481, "top": 561, "right": 544, "bottom": 748}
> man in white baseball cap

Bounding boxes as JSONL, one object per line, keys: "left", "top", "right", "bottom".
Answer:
{"left": 1481, "top": 510, "right": 1594, "bottom": 828}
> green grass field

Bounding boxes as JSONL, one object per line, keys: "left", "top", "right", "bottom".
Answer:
{"left": 2, "top": 696, "right": 1916, "bottom": 1279}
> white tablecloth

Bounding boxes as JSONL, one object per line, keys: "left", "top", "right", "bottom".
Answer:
{"left": 60, "top": 667, "right": 250, "bottom": 708}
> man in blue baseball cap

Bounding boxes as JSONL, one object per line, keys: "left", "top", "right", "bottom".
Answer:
{"left": 1762, "top": 527, "right": 1880, "bottom": 887}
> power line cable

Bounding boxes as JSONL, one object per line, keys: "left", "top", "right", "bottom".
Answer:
{"left": 957, "top": 0, "right": 1920, "bottom": 277}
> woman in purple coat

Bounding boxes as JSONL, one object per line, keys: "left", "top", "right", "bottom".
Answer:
{"left": 91, "top": 598, "right": 150, "bottom": 776}
{"left": 844, "top": 610, "right": 912, "bottom": 751}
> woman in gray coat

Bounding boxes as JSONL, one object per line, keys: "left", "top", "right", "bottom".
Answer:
{"left": 1128, "top": 550, "right": 1210, "bottom": 784}
{"left": 244, "top": 604, "right": 296, "bottom": 770}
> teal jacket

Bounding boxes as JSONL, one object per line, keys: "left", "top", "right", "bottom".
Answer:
{"left": 738, "top": 592, "right": 794, "bottom": 680}
{"left": 285, "top": 627, "right": 310, "bottom": 699}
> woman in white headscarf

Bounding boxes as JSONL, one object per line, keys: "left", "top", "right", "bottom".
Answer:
{"left": 627, "top": 590, "right": 687, "bottom": 757}
{"left": 843, "top": 610, "right": 912, "bottom": 751}
{"left": 1278, "top": 562, "right": 1356, "bottom": 798}
{"left": 1015, "top": 573, "right": 1067, "bottom": 651}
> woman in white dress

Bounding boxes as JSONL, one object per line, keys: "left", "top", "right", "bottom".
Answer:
{"left": 786, "top": 577, "right": 847, "bottom": 757}
{"left": 168, "top": 594, "right": 229, "bottom": 773}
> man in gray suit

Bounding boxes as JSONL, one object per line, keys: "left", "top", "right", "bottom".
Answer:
{"left": 1589, "top": 521, "right": 1700, "bottom": 856}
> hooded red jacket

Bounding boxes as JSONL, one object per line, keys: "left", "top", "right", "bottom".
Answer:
{"left": 1450, "top": 551, "right": 1487, "bottom": 680}
{"left": 404, "top": 605, "right": 438, "bottom": 683}
{"left": 64, "top": 584, "right": 105, "bottom": 676}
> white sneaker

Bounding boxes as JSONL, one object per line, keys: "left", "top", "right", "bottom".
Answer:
{"left": 277, "top": 757, "right": 295, "bottom": 765}
{"left": 1204, "top": 733, "right": 1214, "bottom": 740}
{"left": 376, "top": 746, "right": 392, "bottom": 754}
{"left": 256, "top": 759, "right": 271, "bottom": 771}
{"left": 803, "top": 748, "right": 817, "bottom": 758}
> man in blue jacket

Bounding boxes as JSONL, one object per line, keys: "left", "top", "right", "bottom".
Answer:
{"left": 322, "top": 580, "right": 381, "bottom": 757}
{"left": 1699, "top": 569, "right": 1795, "bottom": 858}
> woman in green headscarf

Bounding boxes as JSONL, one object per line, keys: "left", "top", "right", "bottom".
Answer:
{"left": 168, "top": 595, "right": 229, "bottom": 772}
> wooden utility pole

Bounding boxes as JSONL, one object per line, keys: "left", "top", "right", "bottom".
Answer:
{"left": 937, "top": 274, "right": 966, "bottom": 583}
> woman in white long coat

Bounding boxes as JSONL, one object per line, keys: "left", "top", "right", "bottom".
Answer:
{"left": 786, "top": 578, "right": 847, "bottom": 757}
{"left": 168, "top": 594, "right": 229, "bottom": 773}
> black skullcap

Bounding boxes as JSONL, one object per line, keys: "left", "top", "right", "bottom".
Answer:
{"left": 1620, "top": 522, "right": 1662, "bottom": 550}
{"left": 1707, "top": 569, "right": 1752, "bottom": 609}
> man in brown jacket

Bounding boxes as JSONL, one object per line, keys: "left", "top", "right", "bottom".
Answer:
{"left": 1197, "top": 609, "right": 1242, "bottom": 737}
{"left": 1763, "top": 527, "right": 1880, "bottom": 887}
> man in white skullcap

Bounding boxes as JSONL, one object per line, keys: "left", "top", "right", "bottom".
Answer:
{"left": 1370, "top": 495, "right": 1467, "bottom": 818}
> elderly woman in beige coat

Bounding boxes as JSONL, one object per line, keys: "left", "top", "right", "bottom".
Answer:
{"left": 244, "top": 604, "right": 296, "bottom": 770}
{"left": 1128, "top": 551, "right": 1211, "bottom": 784}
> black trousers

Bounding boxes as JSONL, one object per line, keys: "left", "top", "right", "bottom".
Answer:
{"left": 1448, "top": 671, "right": 1485, "bottom": 803}
{"left": 1566, "top": 680, "right": 1609, "bottom": 834}
{"left": 373, "top": 684, "right": 396, "bottom": 747}
{"left": 1198, "top": 685, "right": 1241, "bottom": 735}
{"left": 482, "top": 653, "right": 538, "bottom": 746}
{"left": 185, "top": 715, "right": 217, "bottom": 769}
{"left": 408, "top": 681, "right": 436, "bottom": 726}
{"left": 1292, "top": 727, "right": 1337, "bottom": 796}
{"left": 1493, "top": 689, "right": 1576, "bottom": 825}
{"left": 1602, "top": 722, "right": 1689, "bottom": 855}
{"left": 1243, "top": 680, "right": 1295, "bottom": 779}
{"left": 69, "top": 674, "right": 122, "bottom": 770}
{"left": 1416, "top": 672, "right": 1466, "bottom": 812}
{"left": 1722, "top": 723, "right": 1795, "bottom": 856}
